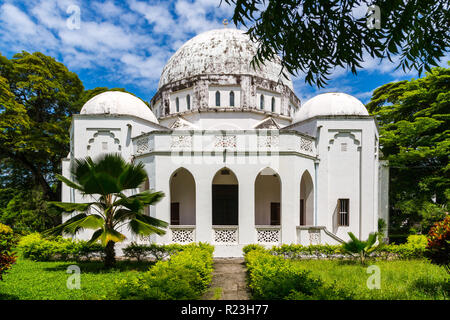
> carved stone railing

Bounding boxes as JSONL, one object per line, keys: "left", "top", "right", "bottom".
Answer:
{"left": 212, "top": 225, "right": 238, "bottom": 245}
{"left": 256, "top": 225, "right": 281, "bottom": 244}
{"left": 170, "top": 225, "right": 195, "bottom": 243}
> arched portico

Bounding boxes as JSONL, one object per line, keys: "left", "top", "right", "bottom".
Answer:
{"left": 300, "top": 170, "right": 314, "bottom": 225}
{"left": 254, "top": 167, "right": 281, "bottom": 225}
{"left": 211, "top": 168, "right": 238, "bottom": 225}
{"left": 169, "top": 168, "right": 196, "bottom": 225}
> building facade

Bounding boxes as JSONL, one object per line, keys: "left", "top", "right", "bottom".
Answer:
{"left": 62, "top": 28, "right": 389, "bottom": 257}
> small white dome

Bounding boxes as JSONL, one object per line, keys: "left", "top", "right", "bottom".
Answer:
{"left": 159, "top": 28, "right": 293, "bottom": 90}
{"left": 294, "top": 92, "right": 369, "bottom": 122}
{"left": 80, "top": 91, "right": 158, "bottom": 123}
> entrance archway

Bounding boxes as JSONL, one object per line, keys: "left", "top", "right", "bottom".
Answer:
{"left": 255, "top": 168, "right": 281, "bottom": 225}
{"left": 212, "top": 168, "right": 238, "bottom": 225}
{"left": 300, "top": 170, "right": 314, "bottom": 225}
{"left": 170, "top": 168, "right": 196, "bottom": 225}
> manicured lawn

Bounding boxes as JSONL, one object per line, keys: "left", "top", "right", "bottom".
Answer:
{"left": 290, "top": 259, "right": 449, "bottom": 300}
{"left": 0, "top": 256, "right": 154, "bottom": 300}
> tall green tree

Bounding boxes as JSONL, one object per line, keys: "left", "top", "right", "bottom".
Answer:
{"left": 223, "top": 0, "right": 449, "bottom": 87}
{"left": 367, "top": 65, "right": 450, "bottom": 237}
{"left": 47, "top": 154, "right": 168, "bottom": 268}
{"left": 0, "top": 51, "right": 84, "bottom": 201}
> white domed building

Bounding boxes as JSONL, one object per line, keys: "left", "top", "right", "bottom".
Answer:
{"left": 62, "top": 28, "right": 389, "bottom": 257}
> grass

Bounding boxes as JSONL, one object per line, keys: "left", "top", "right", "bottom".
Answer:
{"left": 0, "top": 255, "right": 155, "bottom": 300}
{"left": 288, "top": 259, "right": 449, "bottom": 300}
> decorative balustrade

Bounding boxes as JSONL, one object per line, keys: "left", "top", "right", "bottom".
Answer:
{"left": 170, "top": 225, "right": 195, "bottom": 243}
{"left": 212, "top": 226, "right": 238, "bottom": 245}
{"left": 256, "top": 225, "right": 281, "bottom": 244}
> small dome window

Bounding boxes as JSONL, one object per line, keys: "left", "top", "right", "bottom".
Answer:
{"left": 229, "top": 91, "right": 235, "bottom": 107}
{"left": 260, "top": 95, "right": 265, "bottom": 110}
{"left": 271, "top": 97, "right": 275, "bottom": 112}
{"left": 186, "top": 94, "right": 191, "bottom": 110}
{"left": 175, "top": 97, "right": 180, "bottom": 112}
{"left": 215, "top": 91, "right": 221, "bottom": 107}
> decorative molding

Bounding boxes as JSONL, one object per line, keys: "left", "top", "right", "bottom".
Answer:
{"left": 257, "top": 134, "right": 279, "bottom": 149}
{"left": 86, "top": 129, "right": 121, "bottom": 152}
{"left": 170, "top": 117, "right": 197, "bottom": 130}
{"left": 213, "top": 227, "right": 238, "bottom": 244}
{"left": 299, "top": 137, "right": 313, "bottom": 153}
{"left": 171, "top": 228, "right": 195, "bottom": 243}
{"left": 256, "top": 228, "right": 281, "bottom": 243}
{"left": 254, "top": 117, "right": 280, "bottom": 129}
{"left": 135, "top": 136, "right": 150, "bottom": 154}
{"left": 308, "top": 229, "right": 321, "bottom": 245}
{"left": 328, "top": 130, "right": 361, "bottom": 147}
{"left": 214, "top": 135, "right": 237, "bottom": 150}
{"left": 170, "top": 135, "right": 193, "bottom": 150}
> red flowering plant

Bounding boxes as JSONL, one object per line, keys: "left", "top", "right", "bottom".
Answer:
{"left": 0, "top": 223, "right": 17, "bottom": 280}
{"left": 425, "top": 215, "right": 450, "bottom": 274}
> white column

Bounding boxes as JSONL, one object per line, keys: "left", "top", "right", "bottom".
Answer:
{"left": 238, "top": 171, "right": 255, "bottom": 245}
{"left": 281, "top": 170, "right": 298, "bottom": 244}
{"left": 195, "top": 173, "right": 212, "bottom": 242}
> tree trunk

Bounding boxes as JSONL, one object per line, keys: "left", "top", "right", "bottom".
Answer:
{"left": 104, "top": 241, "right": 116, "bottom": 268}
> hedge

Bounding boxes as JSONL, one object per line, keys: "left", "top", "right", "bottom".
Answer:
{"left": 115, "top": 243, "right": 214, "bottom": 300}
{"left": 17, "top": 233, "right": 104, "bottom": 261}
{"left": 244, "top": 249, "right": 354, "bottom": 300}
{"left": 244, "top": 234, "right": 428, "bottom": 260}
{"left": 122, "top": 242, "right": 185, "bottom": 261}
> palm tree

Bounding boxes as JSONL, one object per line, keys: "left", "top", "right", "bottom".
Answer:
{"left": 342, "top": 232, "right": 378, "bottom": 264}
{"left": 46, "top": 153, "right": 168, "bottom": 267}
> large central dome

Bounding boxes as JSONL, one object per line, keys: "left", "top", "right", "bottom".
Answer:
{"left": 158, "top": 28, "right": 293, "bottom": 90}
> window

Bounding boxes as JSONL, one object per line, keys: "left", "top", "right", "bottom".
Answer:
{"left": 175, "top": 97, "right": 180, "bottom": 112}
{"left": 338, "top": 199, "right": 349, "bottom": 226}
{"left": 171, "top": 202, "right": 180, "bottom": 225}
{"left": 215, "top": 91, "right": 220, "bottom": 107}
{"left": 186, "top": 94, "right": 191, "bottom": 110}
{"left": 271, "top": 97, "right": 275, "bottom": 112}
{"left": 260, "top": 95, "right": 264, "bottom": 110}
{"left": 270, "top": 202, "right": 280, "bottom": 225}
{"left": 229, "top": 91, "right": 235, "bottom": 106}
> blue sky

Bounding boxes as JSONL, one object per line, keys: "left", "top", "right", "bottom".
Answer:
{"left": 0, "top": 0, "right": 447, "bottom": 105}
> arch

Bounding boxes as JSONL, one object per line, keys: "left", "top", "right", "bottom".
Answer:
{"left": 175, "top": 97, "right": 180, "bottom": 112}
{"left": 215, "top": 91, "right": 221, "bottom": 107}
{"left": 271, "top": 97, "right": 275, "bottom": 112}
{"left": 300, "top": 170, "right": 314, "bottom": 225}
{"left": 212, "top": 168, "right": 238, "bottom": 225}
{"left": 229, "top": 91, "right": 235, "bottom": 106}
{"left": 255, "top": 167, "right": 281, "bottom": 225}
{"left": 186, "top": 94, "right": 191, "bottom": 110}
{"left": 260, "top": 94, "right": 265, "bottom": 110}
{"left": 170, "top": 168, "right": 196, "bottom": 225}
{"left": 139, "top": 177, "right": 150, "bottom": 216}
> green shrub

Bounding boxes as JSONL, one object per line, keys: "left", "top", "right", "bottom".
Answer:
{"left": 0, "top": 223, "right": 17, "bottom": 280}
{"left": 378, "top": 234, "right": 428, "bottom": 259}
{"left": 242, "top": 244, "right": 266, "bottom": 254}
{"left": 270, "top": 244, "right": 343, "bottom": 258}
{"left": 17, "top": 233, "right": 103, "bottom": 261}
{"left": 115, "top": 243, "right": 214, "bottom": 299}
{"left": 244, "top": 249, "right": 353, "bottom": 299}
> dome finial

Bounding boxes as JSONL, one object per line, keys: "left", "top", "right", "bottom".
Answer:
{"left": 222, "top": 19, "right": 229, "bottom": 27}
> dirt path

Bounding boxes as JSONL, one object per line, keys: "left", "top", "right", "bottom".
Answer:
{"left": 202, "top": 258, "right": 250, "bottom": 300}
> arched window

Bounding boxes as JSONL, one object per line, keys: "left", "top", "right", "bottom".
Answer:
{"left": 229, "top": 91, "right": 235, "bottom": 107}
{"left": 175, "top": 97, "right": 180, "bottom": 112}
{"left": 271, "top": 97, "right": 275, "bottom": 112}
{"left": 186, "top": 94, "right": 191, "bottom": 110}
{"left": 215, "top": 91, "right": 220, "bottom": 107}
{"left": 260, "top": 95, "right": 264, "bottom": 110}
